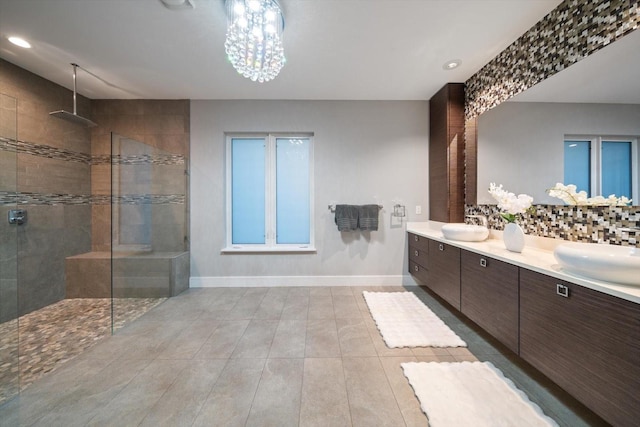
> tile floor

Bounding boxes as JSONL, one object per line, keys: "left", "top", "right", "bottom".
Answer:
{"left": 0, "top": 286, "right": 605, "bottom": 427}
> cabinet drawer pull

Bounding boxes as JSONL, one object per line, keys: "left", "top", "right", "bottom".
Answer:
{"left": 480, "top": 258, "right": 487, "bottom": 268}
{"left": 414, "top": 235, "right": 419, "bottom": 242}
{"left": 438, "top": 243, "right": 444, "bottom": 251}
{"left": 414, "top": 265, "right": 419, "bottom": 272}
{"left": 414, "top": 250, "right": 419, "bottom": 257}
{"left": 556, "top": 284, "right": 569, "bottom": 298}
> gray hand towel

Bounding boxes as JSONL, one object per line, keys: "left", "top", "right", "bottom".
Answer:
{"left": 335, "top": 204, "right": 359, "bottom": 231}
{"left": 358, "top": 204, "right": 380, "bottom": 231}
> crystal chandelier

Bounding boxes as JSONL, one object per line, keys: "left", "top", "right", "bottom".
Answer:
{"left": 224, "top": 0, "right": 286, "bottom": 82}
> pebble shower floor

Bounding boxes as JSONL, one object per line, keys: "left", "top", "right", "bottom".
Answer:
{"left": 0, "top": 298, "right": 165, "bottom": 404}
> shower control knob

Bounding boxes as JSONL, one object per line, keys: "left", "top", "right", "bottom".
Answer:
{"left": 8, "top": 209, "right": 27, "bottom": 225}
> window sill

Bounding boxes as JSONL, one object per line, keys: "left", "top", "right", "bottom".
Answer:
{"left": 221, "top": 246, "right": 317, "bottom": 254}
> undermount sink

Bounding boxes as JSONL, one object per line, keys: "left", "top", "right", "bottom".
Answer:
{"left": 441, "top": 223, "right": 489, "bottom": 242}
{"left": 553, "top": 242, "right": 640, "bottom": 286}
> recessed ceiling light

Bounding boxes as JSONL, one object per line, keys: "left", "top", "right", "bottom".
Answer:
{"left": 8, "top": 36, "right": 31, "bottom": 48}
{"left": 443, "top": 59, "right": 461, "bottom": 70}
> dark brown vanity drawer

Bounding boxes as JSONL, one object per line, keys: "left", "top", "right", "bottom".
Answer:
{"left": 426, "top": 239, "right": 461, "bottom": 309}
{"left": 409, "top": 260, "right": 429, "bottom": 284}
{"left": 460, "top": 250, "right": 519, "bottom": 353}
{"left": 408, "top": 232, "right": 430, "bottom": 252}
{"left": 409, "top": 245, "right": 428, "bottom": 269}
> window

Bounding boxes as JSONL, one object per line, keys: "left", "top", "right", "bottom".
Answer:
{"left": 564, "top": 136, "right": 637, "bottom": 201}
{"left": 225, "top": 133, "right": 314, "bottom": 252}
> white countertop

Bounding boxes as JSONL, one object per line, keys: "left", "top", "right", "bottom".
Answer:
{"left": 407, "top": 221, "right": 640, "bottom": 304}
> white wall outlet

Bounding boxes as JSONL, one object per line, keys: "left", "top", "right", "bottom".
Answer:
{"left": 415, "top": 205, "right": 422, "bottom": 215}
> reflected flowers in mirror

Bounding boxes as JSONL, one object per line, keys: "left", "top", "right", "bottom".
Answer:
{"left": 547, "top": 183, "right": 631, "bottom": 206}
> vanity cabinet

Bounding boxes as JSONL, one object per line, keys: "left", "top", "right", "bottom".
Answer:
{"left": 520, "top": 269, "right": 640, "bottom": 427}
{"left": 426, "top": 239, "right": 461, "bottom": 309}
{"left": 408, "top": 233, "right": 429, "bottom": 284}
{"left": 460, "top": 251, "right": 519, "bottom": 353}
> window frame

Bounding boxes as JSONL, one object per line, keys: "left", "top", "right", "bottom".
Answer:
{"left": 223, "top": 132, "right": 315, "bottom": 253}
{"left": 564, "top": 134, "right": 638, "bottom": 202}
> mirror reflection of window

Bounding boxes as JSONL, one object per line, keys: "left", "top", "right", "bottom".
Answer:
{"left": 564, "top": 140, "right": 591, "bottom": 195}
{"left": 564, "top": 136, "right": 636, "bottom": 199}
{"left": 602, "top": 140, "right": 632, "bottom": 198}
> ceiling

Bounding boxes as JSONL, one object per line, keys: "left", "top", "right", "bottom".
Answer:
{"left": 0, "top": 0, "right": 563, "bottom": 100}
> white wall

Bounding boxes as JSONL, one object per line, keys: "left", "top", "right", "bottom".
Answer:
{"left": 477, "top": 102, "right": 640, "bottom": 204}
{"left": 190, "top": 100, "right": 429, "bottom": 287}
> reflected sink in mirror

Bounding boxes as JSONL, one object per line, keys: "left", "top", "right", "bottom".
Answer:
{"left": 441, "top": 223, "right": 489, "bottom": 242}
{"left": 554, "top": 242, "right": 640, "bottom": 286}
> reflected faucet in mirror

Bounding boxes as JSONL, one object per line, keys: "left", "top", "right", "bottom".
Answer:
{"left": 465, "top": 214, "right": 488, "bottom": 227}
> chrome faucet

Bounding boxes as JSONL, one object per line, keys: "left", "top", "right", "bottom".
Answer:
{"left": 465, "top": 214, "right": 488, "bottom": 227}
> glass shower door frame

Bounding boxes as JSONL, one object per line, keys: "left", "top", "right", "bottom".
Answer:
{"left": 0, "top": 93, "right": 20, "bottom": 405}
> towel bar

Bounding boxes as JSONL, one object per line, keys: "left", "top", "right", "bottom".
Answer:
{"left": 328, "top": 204, "right": 383, "bottom": 213}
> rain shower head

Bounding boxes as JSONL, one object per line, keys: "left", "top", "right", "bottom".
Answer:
{"left": 49, "top": 110, "right": 97, "bottom": 127}
{"left": 49, "top": 63, "right": 97, "bottom": 127}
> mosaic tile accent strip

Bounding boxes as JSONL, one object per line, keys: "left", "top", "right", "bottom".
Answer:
{"left": 0, "top": 136, "right": 91, "bottom": 163}
{"left": 112, "top": 194, "right": 186, "bottom": 205}
{"left": 0, "top": 297, "right": 165, "bottom": 405}
{"left": 0, "top": 136, "right": 185, "bottom": 166}
{"left": 0, "top": 191, "right": 93, "bottom": 206}
{"left": 465, "top": 204, "right": 640, "bottom": 247}
{"left": 94, "top": 153, "right": 186, "bottom": 166}
{"left": 465, "top": 0, "right": 640, "bottom": 120}
{"left": 0, "top": 191, "right": 185, "bottom": 206}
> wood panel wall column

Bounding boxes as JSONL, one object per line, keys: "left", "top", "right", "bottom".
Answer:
{"left": 429, "top": 83, "right": 465, "bottom": 223}
{"left": 464, "top": 116, "right": 477, "bottom": 205}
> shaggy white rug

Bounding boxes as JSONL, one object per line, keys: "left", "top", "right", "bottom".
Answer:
{"left": 402, "top": 361, "right": 558, "bottom": 427}
{"left": 363, "top": 291, "right": 466, "bottom": 348}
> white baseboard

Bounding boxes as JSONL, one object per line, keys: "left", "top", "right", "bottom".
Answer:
{"left": 190, "top": 275, "right": 419, "bottom": 288}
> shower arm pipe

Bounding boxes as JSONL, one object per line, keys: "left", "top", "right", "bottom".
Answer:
{"left": 71, "top": 63, "right": 78, "bottom": 115}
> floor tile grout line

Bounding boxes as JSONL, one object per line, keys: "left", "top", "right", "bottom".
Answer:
{"left": 135, "top": 360, "right": 192, "bottom": 427}
{"left": 188, "top": 357, "right": 233, "bottom": 426}
{"left": 83, "top": 357, "right": 155, "bottom": 426}
{"left": 242, "top": 358, "right": 268, "bottom": 427}
{"left": 338, "top": 356, "right": 356, "bottom": 427}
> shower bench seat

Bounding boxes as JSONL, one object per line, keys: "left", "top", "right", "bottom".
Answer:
{"left": 65, "top": 251, "right": 189, "bottom": 298}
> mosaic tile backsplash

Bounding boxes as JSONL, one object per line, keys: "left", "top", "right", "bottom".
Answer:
{"left": 465, "top": 204, "right": 640, "bottom": 247}
{"left": 465, "top": 0, "right": 640, "bottom": 120}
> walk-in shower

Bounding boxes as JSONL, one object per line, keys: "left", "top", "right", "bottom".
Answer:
{"left": 0, "top": 82, "right": 188, "bottom": 406}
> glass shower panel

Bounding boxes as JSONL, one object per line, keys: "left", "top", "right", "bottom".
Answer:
{"left": 0, "top": 93, "right": 19, "bottom": 405}
{"left": 110, "top": 133, "right": 187, "bottom": 332}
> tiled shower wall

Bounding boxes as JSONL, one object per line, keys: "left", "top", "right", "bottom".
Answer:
{"left": 0, "top": 59, "right": 92, "bottom": 316}
{"left": 464, "top": 0, "right": 640, "bottom": 245}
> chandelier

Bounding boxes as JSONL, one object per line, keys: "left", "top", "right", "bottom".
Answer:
{"left": 224, "top": 0, "right": 286, "bottom": 82}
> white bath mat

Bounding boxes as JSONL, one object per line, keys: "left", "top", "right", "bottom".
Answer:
{"left": 363, "top": 291, "right": 466, "bottom": 348}
{"left": 402, "top": 361, "right": 558, "bottom": 427}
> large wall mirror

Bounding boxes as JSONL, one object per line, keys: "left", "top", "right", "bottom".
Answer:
{"left": 476, "top": 29, "right": 640, "bottom": 205}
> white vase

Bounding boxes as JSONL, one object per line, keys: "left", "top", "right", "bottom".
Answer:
{"left": 503, "top": 222, "right": 525, "bottom": 253}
